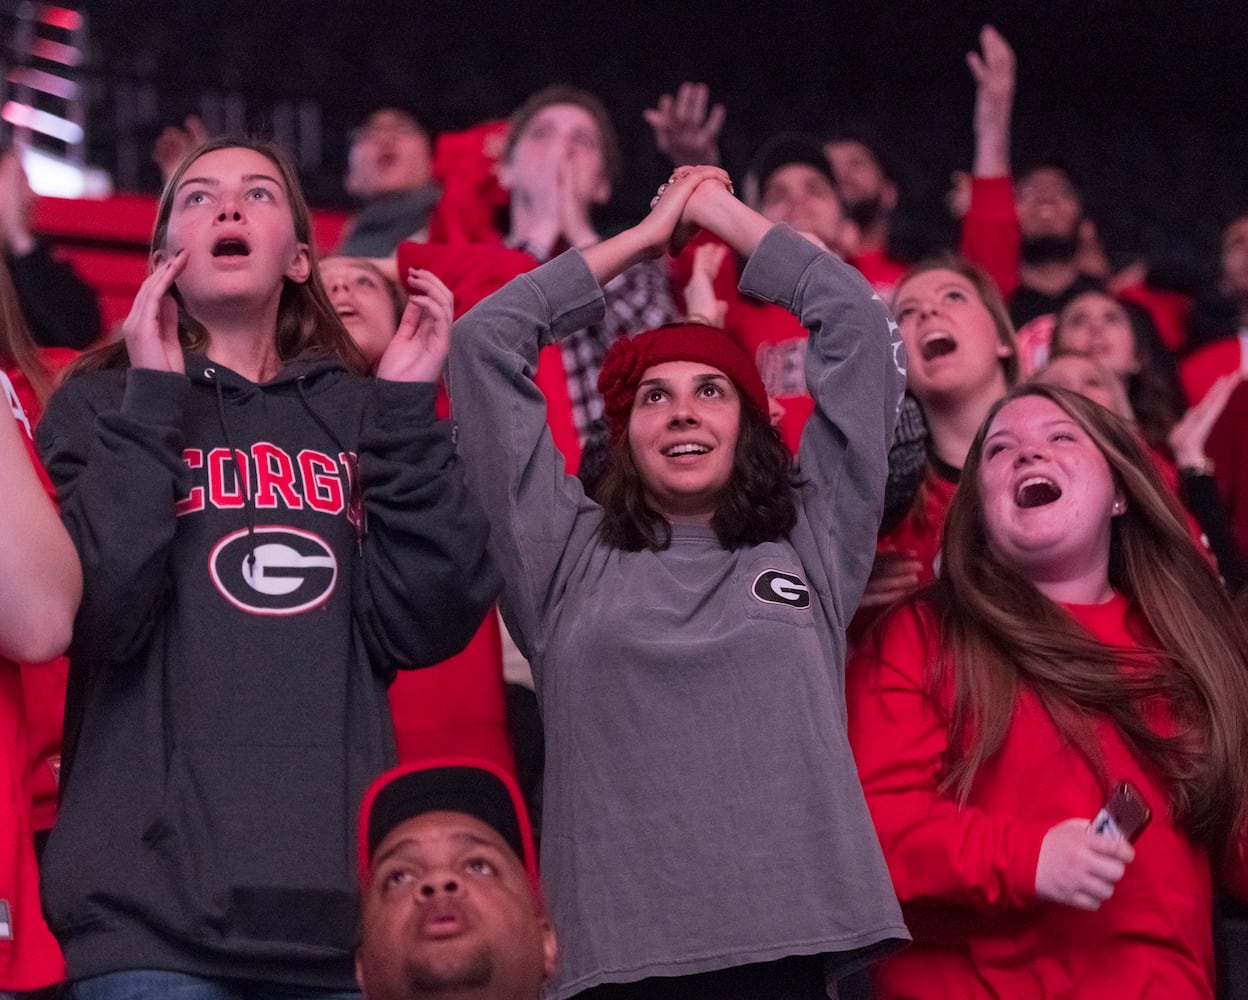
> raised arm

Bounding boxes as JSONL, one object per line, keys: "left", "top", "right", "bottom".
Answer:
{"left": 960, "top": 25, "right": 1021, "bottom": 297}
{"left": 686, "top": 181, "right": 905, "bottom": 620}
{"left": 643, "top": 82, "right": 725, "bottom": 167}
{"left": 0, "top": 405, "right": 80, "bottom": 662}
{"left": 448, "top": 167, "right": 728, "bottom": 658}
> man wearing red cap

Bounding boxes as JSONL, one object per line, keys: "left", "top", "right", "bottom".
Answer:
{"left": 355, "top": 758, "right": 556, "bottom": 1000}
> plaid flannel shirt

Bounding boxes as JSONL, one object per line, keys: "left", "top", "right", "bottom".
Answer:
{"left": 509, "top": 239, "right": 677, "bottom": 444}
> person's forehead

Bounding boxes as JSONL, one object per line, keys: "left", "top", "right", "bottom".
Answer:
{"left": 320, "top": 258, "right": 376, "bottom": 282}
{"left": 373, "top": 810, "right": 518, "bottom": 867}
{"left": 1223, "top": 216, "right": 1248, "bottom": 246}
{"left": 766, "top": 162, "right": 834, "bottom": 192}
{"left": 639, "top": 360, "right": 730, "bottom": 384}
{"left": 1017, "top": 167, "right": 1075, "bottom": 194}
{"left": 897, "top": 269, "right": 974, "bottom": 300}
{"left": 1064, "top": 291, "right": 1119, "bottom": 316}
{"left": 825, "top": 139, "right": 878, "bottom": 169}
{"left": 362, "top": 109, "right": 417, "bottom": 132}
{"left": 182, "top": 147, "right": 284, "bottom": 186}
{"left": 524, "top": 103, "right": 600, "bottom": 137}
{"left": 988, "top": 395, "right": 1073, "bottom": 434}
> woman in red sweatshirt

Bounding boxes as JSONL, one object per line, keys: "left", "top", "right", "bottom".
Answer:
{"left": 848, "top": 383, "right": 1248, "bottom": 998}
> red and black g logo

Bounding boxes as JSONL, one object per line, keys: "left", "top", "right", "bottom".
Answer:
{"left": 209, "top": 526, "right": 338, "bottom": 615}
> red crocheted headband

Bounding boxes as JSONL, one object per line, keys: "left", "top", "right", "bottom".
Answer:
{"left": 598, "top": 323, "right": 769, "bottom": 442}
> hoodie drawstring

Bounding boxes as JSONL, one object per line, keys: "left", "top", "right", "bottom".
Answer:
{"left": 210, "top": 369, "right": 259, "bottom": 574}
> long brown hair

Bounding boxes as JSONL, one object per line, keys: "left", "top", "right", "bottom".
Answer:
{"left": 930, "top": 383, "right": 1248, "bottom": 854}
{"left": 69, "top": 137, "right": 367, "bottom": 377}
{"left": 0, "top": 256, "right": 52, "bottom": 402}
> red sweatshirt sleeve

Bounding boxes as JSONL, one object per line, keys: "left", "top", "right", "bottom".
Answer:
{"left": 960, "top": 176, "right": 1019, "bottom": 299}
{"left": 847, "top": 604, "right": 1047, "bottom": 912}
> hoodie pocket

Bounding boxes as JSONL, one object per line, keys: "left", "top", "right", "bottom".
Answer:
{"left": 153, "top": 743, "right": 356, "bottom": 955}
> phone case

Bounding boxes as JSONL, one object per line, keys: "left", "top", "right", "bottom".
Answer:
{"left": 1090, "top": 780, "right": 1152, "bottom": 843}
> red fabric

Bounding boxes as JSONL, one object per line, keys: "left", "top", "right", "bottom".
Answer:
{"left": 849, "top": 466, "right": 958, "bottom": 642}
{"left": 7, "top": 350, "right": 74, "bottom": 832}
{"left": 386, "top": 613, "right": 514, "bottom": 775}
{"left": 850, "top": 245, "right": 908, "bottom": 300}
{"left": 1119, "top": 282, "right": 1192, "bottom": 354}
{"left": 426, "top": 120, "right": 510, "bottom": 247}
{"left": 848, "top": 594, "right": 1219, "bottom": 999}
{"left": 1204, "top": 380, "right": 1248, "bottom": 559}
{"left": 397, "top": 240, "right": 582, "bottom": 471}
{"left": 597, "top": 322, "right": 769, "bottom": 441}
{"left": 1179, "top": 336, "right": 1242, "bottom": 407}
{"left": 0, "top": 383, "right": 65, "bottom": 988}
{"left": 960, "top": 175, "right": 1020, "bottom": 299}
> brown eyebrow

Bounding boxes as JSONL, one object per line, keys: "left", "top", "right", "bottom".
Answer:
{"left": 637, "top": 372, "right": 729, "bottom": 391}
{"left": 174, "top": 173, "right": 284, "bottom": 194}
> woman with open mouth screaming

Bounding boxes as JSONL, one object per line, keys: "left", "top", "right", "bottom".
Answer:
{"left": 848, "top": 382, "right": 1248, "bottom": 998}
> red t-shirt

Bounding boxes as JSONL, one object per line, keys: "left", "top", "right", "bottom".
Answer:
{"left": 0, "top": 366, "right": 66, "bottom": 989}
{"left": 848, "top": 593, "right": 1231, "bottom": 999}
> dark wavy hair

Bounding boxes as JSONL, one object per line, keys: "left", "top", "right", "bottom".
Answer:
{"left": 595, "top": 401, "right": 798, "bottom": 552}
{"left": 926, "top": 382, "right": 1248, "bottom": 856}
{"left": 68, "top": 136, "right": 368, "bottom": 377}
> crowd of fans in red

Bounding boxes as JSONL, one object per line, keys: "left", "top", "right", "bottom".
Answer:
{"left": 3, "top": 23, "right": 1248, "bottom": 1000}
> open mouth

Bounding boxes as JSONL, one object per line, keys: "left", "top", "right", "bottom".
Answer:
{"left": 334, "top": 304, "right": 357, "bottom": 318}
{"left": 663, "top": 443, "right": 710, "bottom": 457}
{"left": 1015, "top": 476, "right": 1062, "bottom": 509}
{"left": 920, "top": 331, "right": 957, "bottom": 362}
{"left": 212, "top": 237, "right": 251, "bottom": 257}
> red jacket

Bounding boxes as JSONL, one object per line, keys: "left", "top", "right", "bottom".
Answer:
{"left": 847, "top": 593, "right": 1245, "bottom": 999}
{"left": 0, "top": 370, "right": 66, "bottom": 989}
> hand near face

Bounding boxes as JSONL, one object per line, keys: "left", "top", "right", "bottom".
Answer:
{"left": 123, "top": 250, "right": 189, "bottom": 373}
{"left": 556, "top": 156, "right": 598, "bottom": 250}
{"left": 375, "top": 268, "right": 454, "bottom": 383}
{"left": 643, "top": 82, "right": 725, "bottom": 167}
{"left": 1168, "top": 371, "right": 1241, "bottom": 469}
{"left": 1035, "top": 817, "right": 1134, "bottom": 911}
{"left": 152, "top": 115, "right": 210, "bottom": 186}
{"left": 0, "top": 150, "right": 35, "bottom": 256}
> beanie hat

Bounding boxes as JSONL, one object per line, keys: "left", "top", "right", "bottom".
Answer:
{"left": 598, "top": 323, "right": 769, "bottom": 442}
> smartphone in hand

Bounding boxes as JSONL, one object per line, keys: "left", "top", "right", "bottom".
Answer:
{"left": 1090, "top": 780, "right": 1151, "bottom": 844}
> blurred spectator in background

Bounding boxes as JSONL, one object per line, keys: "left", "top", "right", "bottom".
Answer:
{"left": 0, "top": 148, "right": 102, "bottom": 350}
{"left": 337, "top": 108, "right": 440, "bottom": 256}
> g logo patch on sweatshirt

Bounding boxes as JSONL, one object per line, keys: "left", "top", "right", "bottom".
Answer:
{"left": 751, "top": 570, "right": 811, "bottom": 609}
{"left": 210, "top": 526, "right": 337, "bottom": 615}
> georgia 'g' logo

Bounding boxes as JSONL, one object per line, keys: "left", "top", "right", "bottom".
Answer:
{"left": 209, "top": 526, "right": 337, "bottom": 615}
{"left": 751, "top": 569, "right": 811, "bottom": 609}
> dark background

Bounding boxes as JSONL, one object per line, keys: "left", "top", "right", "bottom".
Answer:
{"left": 71, "top": 1, "right": 1248, "bottom": 288}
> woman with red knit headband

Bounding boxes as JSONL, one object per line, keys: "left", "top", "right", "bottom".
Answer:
{"left": 448, "top": 165, "right": 909, "bottom": 999}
